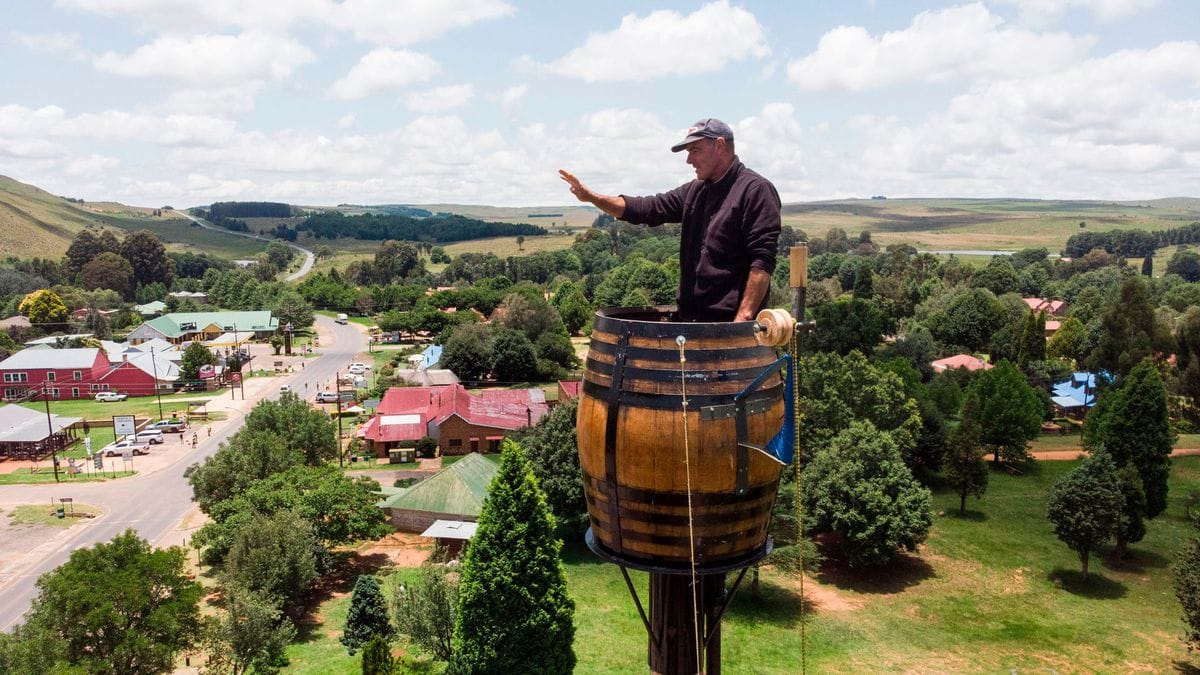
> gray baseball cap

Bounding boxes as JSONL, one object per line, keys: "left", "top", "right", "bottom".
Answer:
{"left": 671, "top": 118, "right": 734, "bottom": 152}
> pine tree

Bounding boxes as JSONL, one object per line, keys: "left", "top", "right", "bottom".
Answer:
{"left": 945, "top": 392, "right": 989, "bottom": 515}
{"left": 342, "top": 575, "right": 394, "bottom": 655}
{"left": 1174, "top": 528, "right": 1200, "bottom": 650}
{"left": 1083, "top": 358, "right": 1174, "bottom": 519}
{"left": 450, "top": 441, "right": 575, "bottom": 674}
{"left": 360, "top": 635, "right": 395, "bottom": 675}
{"left": 1047, "top": 451, "right": 1123, "bottom": 580}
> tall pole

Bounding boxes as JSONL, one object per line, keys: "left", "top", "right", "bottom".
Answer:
{"left": 150, "top": 347, "right": 164, "bottom": 420}
{"left": 335, "top": 371, "right": 344, "bottom": 467}
{"left": 43, "top": 385, "right": 59, "bottom": 483}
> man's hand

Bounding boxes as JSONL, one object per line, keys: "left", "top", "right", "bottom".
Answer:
{"left": 735, "top": 267, "right": 772, "bottom": 321}
{"left": 558, "top": 169, "right": 626, "bottom": 218}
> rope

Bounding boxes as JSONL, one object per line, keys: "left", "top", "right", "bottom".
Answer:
{"left": 676, "top": 335, "right": 703, "bottom": 673}
{"left": 792, "top": 328, "right": 807, "bottom": 675}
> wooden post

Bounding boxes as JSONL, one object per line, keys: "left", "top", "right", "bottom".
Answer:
{"left": 790, "top": 243, "right": 809, "bottom": 323}
{"left": 648, "top": 572, "right": 726, "bottom": 675}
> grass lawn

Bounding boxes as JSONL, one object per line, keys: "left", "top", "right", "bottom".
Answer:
{"left": 6, "top": 503, "right": 102, "bottom": 526}
{"left": 283, "top": 456, "right": 1200, "bottom": 673}
{"left": 0, "top": 468, "right": 134, "bottom": 484}
{"left": 18, "top": 391, "right": 226, "bottom": 422}
{"left": 1030, "top": 432, "right": 1200, "bottom": 453}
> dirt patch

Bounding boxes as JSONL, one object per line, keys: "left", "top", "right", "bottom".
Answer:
{"left": 776, "top": 574, "right": 862, "bottom": 613}
{"left": 359, "top": 531, "right": 433, "bottom": 568}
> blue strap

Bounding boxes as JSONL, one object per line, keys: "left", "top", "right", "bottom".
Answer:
{"left": 765, "top": 354, "right": 795, "bottom": 465}
{"left": 733, "top": 354, "right": 794, "bottom": 466}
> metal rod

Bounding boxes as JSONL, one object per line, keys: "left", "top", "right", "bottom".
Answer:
{"left": 619, "top": 565, "right": 656, "bottom": 647}
{"left": 43, "top": 385, "right": 59, "bottom": 483}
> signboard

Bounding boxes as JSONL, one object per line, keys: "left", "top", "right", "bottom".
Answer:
{"left": 122, "top": 449, "right": 133, "bottom": 461}
{"left": 93, "top": 455, "right": 103, "bottom": 470}
{"left": 231, "top": 372, "right": 242, "bottom": 382}
{"left": 84, "top": 436, "right": 92, "bottom": 454}
{"left": 113, "top": 415, "right": 136, "bottom": 437}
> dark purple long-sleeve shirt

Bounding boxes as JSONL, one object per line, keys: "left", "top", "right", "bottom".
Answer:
{"left": 620, "top": 158, "right": 781, "bottom": 322}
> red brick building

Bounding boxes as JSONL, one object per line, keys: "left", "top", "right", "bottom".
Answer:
{"left": 359, "top": 384, "right": 549, "bottom": 457}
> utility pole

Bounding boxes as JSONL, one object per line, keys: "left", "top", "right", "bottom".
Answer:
{"left": 335, "top": 371, "right": 344, "bottom": 467}
{"left": 150, "top": 346, "right": 164, "bottom": 420}
{"left": 42, "top": 384, "right": 59, "bottom": 483}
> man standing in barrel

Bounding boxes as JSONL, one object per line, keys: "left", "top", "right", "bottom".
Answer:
{"left": 560, "top": 118, "right": 781, "bottom": 322}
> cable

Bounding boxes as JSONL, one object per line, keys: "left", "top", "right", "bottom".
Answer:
{"left": 676, "top": 334, "right": 703, "bottom": 673}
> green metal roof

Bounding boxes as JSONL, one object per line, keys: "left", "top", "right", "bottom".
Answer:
{"left": 379, "top": 453, "right": 498, "bottom": 517}
{"left": 141, "top": 311, "right": 278, "bottom": 338}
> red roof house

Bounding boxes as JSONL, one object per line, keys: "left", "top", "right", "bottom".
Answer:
{"left": 0, "top": 348, "right": 112, "bottom": 401}
{"left": 1022, "top": 298, "right": 1067, "bottom": 315}
{"left": 359, "top": 384, "right": 549, "bottom": 457}
{"left": 930, "top": 354, "right": 993, "bottom": 374}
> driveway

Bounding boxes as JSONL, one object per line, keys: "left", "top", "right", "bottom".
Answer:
{"left": 0, "top": 315, "right": 367, "bottom": 630}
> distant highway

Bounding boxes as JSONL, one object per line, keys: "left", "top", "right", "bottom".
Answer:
{"left": 0, "top": 315, "right": 365, "bottom": 631}
{"left": 172, "top": 210, "right": 315, "bottom": 281}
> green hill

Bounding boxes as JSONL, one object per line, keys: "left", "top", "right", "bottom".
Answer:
{"left": 0, "top": 175, "right": 165, "bottom": 258}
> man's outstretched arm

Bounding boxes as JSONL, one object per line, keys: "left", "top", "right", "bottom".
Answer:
{"left": 559, "top": 169, "right": 626, "bottom": 219}
{"left": 735, "top": 267, "right": 772, "bottom": 322}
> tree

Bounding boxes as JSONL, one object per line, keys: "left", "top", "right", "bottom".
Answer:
{"left": 1142, "top": 253, "right": 1153, "bottom": 277}
{"left": 395, "top": 564, "right": 459, "bottom": 663}
{"left": 451, "top": 441, "right": 575, "bottom": 674}
{"left": 265, "top": 240, "right": 293, "bottom": 271}
{"left": 1047, "top": 451, "right": 1123, "bottom": 580}
{"left": 272, "top": 290, "right": 315, "bottom": 329}
{"left": 1046, "top": 316, "right": 1088, "bottom": 363}
{"left": 15, "top": 530, "right": 201, "bottom": 674}
{"left": 516, "top": 235, "right": 525, "bottom": 251}
{"left": 802, "top": 420, "right": 933, "bottom": 567}
{"left": 179, "top": 339, "right": 218, "bottom": 384}
{"left": 80, "top": 251, "right": 135, "bottom": 297}
{"left": 18, "top": 289, "right": 68, "bottom": 327}
{"left": 809, "top": 297, "right": 894, "bottom": 356}
{"left": 200, "top": 585, "right": 295, "bottom": 675}
{"left": 944, "top": 392, "right": 989, "bottom": 515}
{"left": 1087, "top": 276, "right": 1169, "bottom": 379}
{"left": 64, "top": 229, "right": 100, "bottom": 275}
{"left": 968, "top": 360, "right": 1043, "bottom": 465}
{"left": 120, "top": 229, "right": 174, "bottom": 287}
{"left": 921, "top": 286, "right": 1008, "bottom": 352}
{"left": 342, "top": 575, "right": 395, "bottom": 654}
{"left": 557, "top": 286, "right": 592, "bottom": 335}
{"left": 512, "top": 400, "right": 587, "bottom": 534}
{"left": 1083, "top": 358, "right": 1174, "bottom": 520}
{"left": 1168, "top": 248, "right": 1200, "bottom": 282}
{"left": 1174, "top": 527, "right": 1200, "bottom": 651}
{"left": 441, "top": 323, "right": 493, "bottom": 381}
{"left": 491, "top": 328, "right": 539, "bottom": 382}
{"left": 223, "top": 510, "right": 319, "bottom": 613}
{"left": 361, "top": 635, "right": 395, "bottom": 675}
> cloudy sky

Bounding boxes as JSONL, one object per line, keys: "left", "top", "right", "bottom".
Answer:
{"left": 1, "top": 0, "right": 1197, "bottom": 208}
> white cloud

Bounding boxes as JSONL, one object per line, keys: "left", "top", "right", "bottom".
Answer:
{"left": 11, "top": 31, "right": 83, "bottom": 57}
{"left": 830, "top": 41, "right": 1200, "bottom": 198}
{"left": 160, "top": 87, "right": 260, "bottom": 115}
{"left": 328, "top": 48, "right": 439, "bottom": 100}
{"left": 55, "top": 0, "right": 329, "bottom": 32}
{"left": 64, "top": 154, "right": 121, "bottom": 176}
{"left": 94, "top": 31, "right": 314, "bottom": 86}
{"left": 405, "top": 84, "right": 474, "bottom": 113}
{"left": 499, "top": 84, "right": 527, "bottom": 110}
{"left": 325, "top": 0, "right": 515, "bottom": 46}
{"left": 787, "top": 3, "right": 1093, "bottom": 91}
{"left": 543, "top": 1, "right": 769, "bottom": 82}
{"left": 336, "top": 113, "right": 357, "bottom": 129}
{"left": 0, "top": 104, "right": 238, "bottom": 146}
{"left": 994, "top": 0, "right": 1159, "bottom": 25}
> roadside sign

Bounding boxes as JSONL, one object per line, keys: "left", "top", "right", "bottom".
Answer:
{"left": 84, "top": 436, "right": 92, "bottom": 454}
{"left": 122, "top": 449, "right": 133, "bottom": 461}
{"left": 93, "top": 455, "right": 103, "bottom": 470}
{"left": 113, "top": 415, "right": 136, "bottom": 437}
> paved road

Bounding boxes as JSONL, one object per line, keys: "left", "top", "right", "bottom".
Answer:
{"left": 0, "top": 316, "right": 365, "bottom": 630}
{"left": 172, "top": 210, "right": 315, "bottom": 282}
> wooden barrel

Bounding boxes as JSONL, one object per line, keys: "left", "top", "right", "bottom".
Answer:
{"left": 577, "top": 306, "right": 786, "bottom": 572}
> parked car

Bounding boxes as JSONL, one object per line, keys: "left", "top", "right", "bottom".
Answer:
{"left": 102, "top": 439, "right": 151, "bottom": 457}
{"left": 315, "top": 391, "right": 338, "bottom": 403}
{"left": 348, "top": 362, "right": 371, "bottom": 371}
{"left": 347, "top": 364, "right": 368, "bottom": 375}
{"left": 134, "top": 429, "right": 165, "bottom": 444}
{"left": 148, "top": 419, "right": 187, "bottom": 433}
{"left": 335, "top": 313, "right": 349, "bottom": 324}
{"left": 94, "top": 391, "right": 128, "bottom": 402}
{"left": 279, "top": 384, "right": 292, "bottom": 393}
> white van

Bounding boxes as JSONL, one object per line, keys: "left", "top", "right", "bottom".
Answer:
{"left": 335, "top": 313, "right": 349, "bottom": 324}
{"left": 134, "top": 429, "right": 165, "bottom": 445}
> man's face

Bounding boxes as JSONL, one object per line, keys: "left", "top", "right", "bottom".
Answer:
{"left": 685, "top": 138, "right": 728, "bottom": 182}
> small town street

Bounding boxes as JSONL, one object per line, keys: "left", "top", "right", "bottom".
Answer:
{"left": 0, "top": 315, "right": 366, "bottom": 630}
